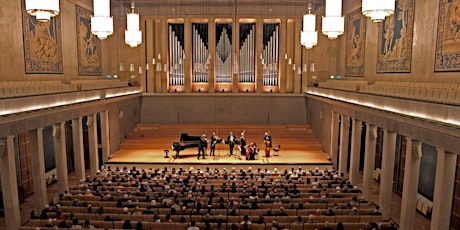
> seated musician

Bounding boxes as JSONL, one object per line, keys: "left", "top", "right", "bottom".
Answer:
{"left": 247, "top": 143, "right": 258, "bottom": 160}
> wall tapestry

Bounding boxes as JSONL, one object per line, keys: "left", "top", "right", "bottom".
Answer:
{"left": 76, "top": 6, "right": 102, "bottom": 76}
{"left": 435, "top": 0, "right": 460, "bottom": 71}
{"left": 345, "top": 8, "right": 366, "bottom": 76}
{"left": 22, "top": 6, "right": 63, "bottom": 73}
{"left": 377, "top": 0, "right": 415, "bottom": 73}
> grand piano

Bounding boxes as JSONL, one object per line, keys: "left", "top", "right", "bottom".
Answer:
{"left": 171, "top": 133, "right": 201, "bottom": 158}
{"left": 171, "top": 133, "right": 236, "bottom": 158}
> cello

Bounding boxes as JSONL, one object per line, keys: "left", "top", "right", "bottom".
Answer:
{"left": 265, "top": 140, "right": 271, "bottom": 157}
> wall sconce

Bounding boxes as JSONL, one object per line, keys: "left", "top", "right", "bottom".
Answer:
{"left": 129, "top": 64, "right": 135, "bottom": 72}
{"left": 297, "top": 67, "right": 302, "bottom": 75}
{"left": 310, "top": 63, "right": 315, "bottom": 72}
{"left": 145, "top": 63, "right": 150, "bottom": 71}
{"left": 292, "top": 64, "right": 296, "bottom": 71}
{"left": 138, "top": 66, "right": 143, "bottom": 74}
{"left": 303, "top": 64, "right": 307, "bottom": 72}
{"left": 119, "top": 63, "right": 125, "bottom": 71}
{"left": 288, "top": 58, "right": 292, "bottom": 65}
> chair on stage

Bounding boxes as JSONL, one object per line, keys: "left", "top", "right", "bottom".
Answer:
{"left": 273, "top": 145, "right": 281, "bottom": 156}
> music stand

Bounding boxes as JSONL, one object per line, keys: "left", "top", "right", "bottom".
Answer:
{"left": 212, "top": 139, "right": 223, "bottom": 160}
{"left": 164, "top": 150, "right": 169, "bottom": 158}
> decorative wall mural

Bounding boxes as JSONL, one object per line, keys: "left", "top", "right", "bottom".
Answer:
{"left": 435, "top": 0, "right": 460, "bottom": 71}
{"left": 22, "top": 6, "right": 63, "bottom": 73}
{"left": 345, "top": 9, "right": 366, "bottom": 76}
{"left": 76, "top": 6, "right": 102, "bottom": 76}
{"left": 377, "top": 0, "right": 415, "bottom": 73}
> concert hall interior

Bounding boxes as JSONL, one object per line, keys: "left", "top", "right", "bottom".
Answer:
{"left": 0, "top": 0, "right": 459, "bottom": 230}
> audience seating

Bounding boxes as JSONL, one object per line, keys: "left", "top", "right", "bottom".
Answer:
{"left": 0, "top": 79, "right": 129, "bottom": 98}
{"left": 21, "top": 166, "right": 396, "bottom": 230}
{"left": 315, "top": 80, "right": 460, "bottom": 105}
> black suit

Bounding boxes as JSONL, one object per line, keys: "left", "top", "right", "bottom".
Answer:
{"left": 263, "top": 135, "right": 272, "bottom": 147}
{"left": 198, "top": 136, "right": 207, "bottom": 159}
{"left": 227, "top": 135, "right": 236, "bottom": 155}
{"left": 210, "top": 135, "right": 217, "bottom": 156}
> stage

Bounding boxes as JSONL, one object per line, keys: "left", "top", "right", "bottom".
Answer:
{"left": 107, "top": 124, "right": 333, "bottom": 170}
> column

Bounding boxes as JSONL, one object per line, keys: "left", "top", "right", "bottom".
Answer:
{"left": 279, "top": 18, "right": 287, "bottom": 93}
{"left": 87, "top": 113, "right": 99, "bottom": 176}
{"left": 232, "top": 18, "right": 240, "bottom": 93}
{"left": 0, "top": 137, "right": 21, "bottom": 230}
{"left": 146, "top": 19, "right": 155, "bottom": 93}
{"left": 338, "top": 114, "right": 350, "bottom": 176}
{"left": 379, "top": 130, "right": 397, "bottom": 220}
{"left": 293, "top": 18, "right": 302, "bottom": 94}
{"left": 72, "top": 117, "right": 85, "bottom": 184}
{"left": 53, "top": 122, "right": 69, "bottom": 194}
{"left": 29, "top": 128, "right": 48, "bottom": 212}
{"left": 161, "top": 20, "right": 169, "bottom": 93}
{"left": 430, "top": 149, "right": 457, "bottom": 230}
{"left": 255, "top": 19, "right": 263, "bottom": 93}
{"left": 362, "top": 124, "right": 377, "bottom": 200}
{"left": 100, "top": 110, "right": 110, "bottom": 163}
{"left": 184, "top": 19, "right": 192, "bottom": 93}
{"left": 285, "top": 20, "right": 295, "bottom": 93}
{"left": 349, "top": 119, "right": 362, "bottom": 185}
{"left": 154, "top": 20, "right": 162, "bottom": 93}
{"left": 399, "top": 138, "right": 422, "bottom": 230}
{"left": 208, "top": 19, "right": 216, "bottom": 93}
{"left": 329, "top": 112, "right": 340, "bottom": 168}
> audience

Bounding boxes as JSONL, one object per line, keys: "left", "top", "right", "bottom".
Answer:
{"left": 22, "top": 165, "right": 397, "bottom": 230}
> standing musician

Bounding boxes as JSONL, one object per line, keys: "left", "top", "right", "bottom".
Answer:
{"left": 263, "top": 132, "right": 272, "bottom": 157}
{"left": 227, "top": 132, "right": 236, "bottom": 155}
{"left": 209, "top": 132, "right": 218, "bottom": 156}
{"left": 240, "top": 133, "right": 247, "bottom": 158}
{"left": 197, "top": 134, "right": 207, "bottom": 160}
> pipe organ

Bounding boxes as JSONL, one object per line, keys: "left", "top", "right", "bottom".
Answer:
{"left": 215, "top": 24, "right": 232, "bottom": 83}
{"left": 168, "top": 24, "right": 185, "bottom": 87}
{"left": 160, "top": 21, "right": 284, "bottom": 93}
{"left": 262, "top": 23, "right": 279, "bottom": 87}
{"left": 192, "top": 23, "right": 209, "bottom": 83}
{"left": 238, "top": 23, "right": 255, "bottom": 83}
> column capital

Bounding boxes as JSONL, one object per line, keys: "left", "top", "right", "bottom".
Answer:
{"left": 367, "top": 124, "right": 377, "bottom": 140}
{"left": 384, "top": 129, "right": 396, "bottom": 135}
{"left": 436, "top": 147, "right": 445, "bottom": 155}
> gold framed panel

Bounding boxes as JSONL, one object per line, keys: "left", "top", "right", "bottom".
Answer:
{"left": 76, "top": 6, "right": 102, "bottom": 76}
{"left": 345, "top": 8, "right": 366, "bottom": 77}
{"left": 377, "top": 0, "right": 415, "bottom": 73}
{"left": 22, "top": 5, "right": 63, "bottom": 73}
{"left": 435, "top": 0, "right": 460, "bottom": 72}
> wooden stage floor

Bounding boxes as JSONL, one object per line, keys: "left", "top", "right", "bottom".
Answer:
{"left": 107, "top": 124, "right": 333, "bottom": 170}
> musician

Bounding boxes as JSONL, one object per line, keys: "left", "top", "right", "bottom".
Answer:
{"left": 227, "top": 132, "right": 236, "bottom": 155}
{"left": 247, "top": 143, "right": 258, "bottom": 160}
{"left": 209, "top": 132, "right": 218, "bottom": 156}
{"left": 263, "top": 132, "right": 272, "bottom": 147}
{"left": 240, "top": 133, "right": 247, "bottom": 157}
{"left": 263, "top": 132, "right": 272, "bottom": 157}
{"left": 198, "top": 134, "right": 207, "bottom": 160}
